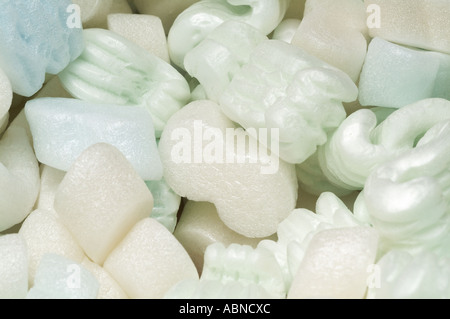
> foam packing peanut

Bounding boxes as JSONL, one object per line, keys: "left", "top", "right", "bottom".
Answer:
{"left": 26, "top": 253, "right": 99, "bottom": 299}
{"left": 272, "top": 19, "right": 301, "bottom": 44}
{"left": 287, "top": 226, "right": 379, "bottom": 299}
{"left": 54, "top": 143, "right": 154, "bottom": 265}
{"left": 35, "top": 165, "right": 66, "bottom": 213}
{"left": 158, "top": 100, "right": 298, "bottom": 238}
{"left": 358, "top": 38, "right": 450, "bottom": 108}
{"left": 0, "top": 0, "right": 84, "bottom": 97}
{"left": 58, "top": 28, "right": 191, "bottom": 138}
{"left": 0, "top": 125, "right": 40, "bottom": 232}
{"left": 103, "top": 218, "right": 199, "bottom": 299}
{"left": 0, "top": 234, "right": 28, "bottom": 299}
{"left": 107, "top": 13, "right": 170, "bottom": 63}
{"left": 167, "top": 0, "right": 290, "bottom": 69}
{"left": 18, "top": 209, "right": 85, "bottom": 286}
{"left": 366, "top": 250, "right": 450, "bottom": 299}
{"left": 291, "top": 0, "right": 368, "bottom": 82}
{"left": 220, "top": 39, "right": 358, "bottom": 164}
{"left": 25, "top": 97, "right": 163, "bottom": 181}
{"left": 319, "top": 98, "right": 450, "bottom": 191}
{"left": 174, "top": 201, "right": 269, "bottom": 273}
{"left": 363, "top": 120, "right": 450, "bottom": 257}
{"left": 365, "top": 0, "right": 450, "bottom": 55}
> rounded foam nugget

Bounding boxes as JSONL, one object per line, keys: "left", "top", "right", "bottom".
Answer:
{"left": 107, "top": 13, "right": 170, "bottom": 62}
{"left": 54, "top": 143, "right": 154, "bottom": 265}
{"left": 80, "top": 257, "right": 128, "bottom": 299}
{"left": 174, "top": 201, "right": 271, "bottom": 273}
{"left": 288, "top": 226, "right": 379, "bottom": 299}
{"left": 19, "top": 209, "right": 85, "bottom": 286}
{"left": 159, "top": 100, "right": 298, "bottom": 238}
{"left": 104, "top": 218, "right": 199, "bottom": 299}
{"left": 0, "top": 234, "right": 28, "bottom": 299}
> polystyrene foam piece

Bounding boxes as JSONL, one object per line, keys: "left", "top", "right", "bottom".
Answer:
{"left": 0, "top": 0, "right": 84, "bottom": 97}
{"left": 158, "top": 100, "right": 298, "bottom": 238}
{"left": 287, "top": 226, "right": 379, "bottom": 299}
{"left": 35, "top": 165, "right": 66, "bottom": 213}
{"left": 103, "top": 218, "right": 199, "bottom": 299}
{"left": 0, "top": 234, "right": 28, "bottom": 299}
{"left": 26, "top": 97, "right": 163, "bottom": 181}
{"left": 107, "top": 13, "right": 170, "bottom": 62}
{"left": 18, "top": 209, "right": 85, "bottom": 286}
{"left": 54, "top": 143, "right": 154, "bottom": 265}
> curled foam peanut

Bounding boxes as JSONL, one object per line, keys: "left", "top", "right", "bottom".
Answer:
{"left": 167, "top": 0, "right": 290, "bottom": 69}
{"left": 319, "top": 98, "right": 450, "bottom": 191}
{"left": 220, "top": 39, "right": 358, "bottom": 164}
{"left": 59, "top": 28, "right": 191, "bottom": 137}
{"left": 158, "top": 100, "right": 298, "bottom": 238}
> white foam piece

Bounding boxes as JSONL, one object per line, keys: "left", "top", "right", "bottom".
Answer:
{"left": 287, "top": 226, "right": 379, "bottom": 299}
{"left": 104, "top": 218, "right": 199, "bottom": 299}
{"left": 0, "top": 66, "right": 12, "bottom": 121}
{"left": 35, "top": 165, "right": 66, "bottom": 213}
{"left": 25, "top": 97, "right": 163, "bottom": 181}
{"left": 80, "top": 257, "right": 129, "bottom": 299}
{"left": 358, "top": 37, "right": 450, "bottom": 108}
{"left": 0, "top": 234, "right": 28, "bottom": 299}
{"left": 54, "top": 143, "right": 154, "bottom": 265}
{"left": 174, "top": 201, "right": 272, "bottom": 273}
{"left": 365, "top": 0, "right": 450, "bottom": 55}
{"left": 73, "top": 0, "right": 132, "bottom": 29}
{"left": 18, "top": 209, "right": 85, "bottom": 286}
{"left": 0, "top": 125, "right": 40, "bottom": 232}
{"left": 107, "top": 13, "right": 170, "bottom": 63}
{"left": 158, "top": 100, "right": 298, "bottom": 238}
{"left": 26, "top": 253, "right": 99, "bottom": 299}
{"left": 133, "top": 0, "right": 200, "bottom": 34}
{"left": 291, "top": 0, "right": 368, "bottom": 82}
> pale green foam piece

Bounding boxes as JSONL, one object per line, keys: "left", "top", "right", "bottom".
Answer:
{"left": 107, "top": 13, "right": 170, "bottom": 63}
{"left": 366, "top": 249, "right": 450, "bottom": 299}
{"left": 184, "top": 20, "right": 268, "bottom": 102}
{"left": 18, "top": 209, "right": 85, "bottom": 286}
{"left": 0, "top": 234, "right": 28, "bottom": 299}
{"left": 145, "top": 178, "right": 181, "bottom": 233}
{"left": 72, "top": 0, "right": 132, "bottom": 29}
{"left": 358, "top": 38, "right": 450, "bottom": 108}
{"left": 168, "top": 0, "right": 290, "bottom": 69}
{"left": 291, "top": 0, "right": 368, "bottom": 82}
{"left": 80, "top": 257, "right": 129, "bottom": 299}
{"left": 220, "top": 39, "right": 358, "bottom": 164}
{"left": 365, "top": 0, "right": 450, "bottom": 55}
{"left": 103, "top": 218, "right": 199, "bottom": 299}
{"left": 364, "top": 119, "right": 450, "bottom": 258}
{"left": 201, "top": 242, "right": 286, "bottom": 299}
{"left": 158, "top": 100, "right": 298, "bottom": 238}
{"left": 174, "top": 201, "right": 271, "bottom": 273}
{"left": 258, "top": 192, "right": 364, "bottom": 289}
{"left": 319, "top": 99, "right": 450, "bottom": 190}
{"left": 272, "top": 19, "right": 301, "bottom": 43}
{"left": 25, "top": 97, "right": 162, "bottom": 181}
{"left": 0, "top": 66, "right": 12, "bottom": 121}
{"left": 58, "top": 28, "right": 191, "bottom": 138}
{"left": 133, "top": 0, "right": 200, "bottom": 35}
{"left": 164, "top": 278, "right": 274, "bottom": 299}
{"left": 26, "top": 254, "right": 99, "bottom": 299}
{"left": 287, "top": 226, "right": 379, "bottom": 299}
{"left": 54, "top": 143, "right": 154, "bottom": 265}
{"left": 0, "top": 126, "right": 40, "bottom": 232}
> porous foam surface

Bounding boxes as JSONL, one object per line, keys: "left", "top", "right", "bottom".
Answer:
{"left": 25, "top": 97, "right": 163, "bottom": 181}
{"left": 0, "top": 234, "right": 28, "bottom": 299}
{"left": 103, "top": 218, "right": 199, "bottom": 299}
{"left": 54, "top": 143, "right": 154, "bottom": 265}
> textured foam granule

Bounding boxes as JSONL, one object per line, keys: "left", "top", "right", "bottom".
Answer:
{"left": 107, "top": 13, "right": 170, "bottom": 62}
{"left": 0, "top": 234, "right": 28, "bottom": 299}
{"left": 54, "top": 143, "right": 154, "bottom": 265}
{"left": 104, "top": 218, "right": 199, "bottom": 299}
{"left": 287, "top": 226, "right": 379, "bottom": 299}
